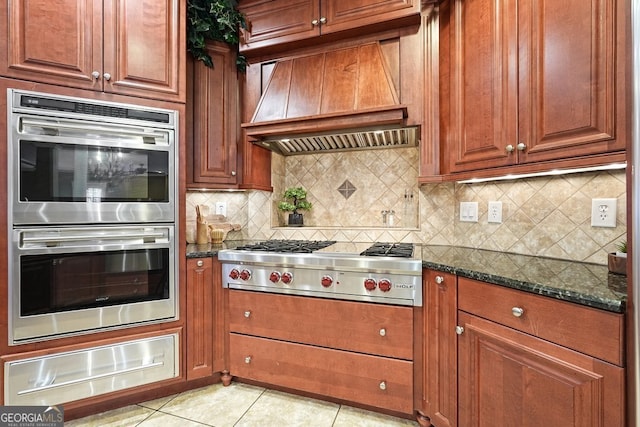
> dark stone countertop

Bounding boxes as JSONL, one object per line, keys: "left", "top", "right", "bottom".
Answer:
{"left": 187, "top": 241, "right": 627, "bottom": 314}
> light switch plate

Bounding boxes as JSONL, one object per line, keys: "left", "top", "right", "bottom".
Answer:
{"left": 591, "top": 198, "right": 616, "bottom": 228}
{"left": 460, "top": 202, "right": 478, "bottom": 222}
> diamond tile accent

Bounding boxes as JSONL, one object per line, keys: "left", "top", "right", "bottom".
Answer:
{"left": 337, "top": 180, "right": 357, "bottom": 199}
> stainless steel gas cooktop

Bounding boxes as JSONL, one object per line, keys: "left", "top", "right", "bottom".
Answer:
{"left": 218, "top": 240, "right": 422, "bottom": 306}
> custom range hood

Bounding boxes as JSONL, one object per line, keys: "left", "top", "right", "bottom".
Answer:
{"left": 242, "top": 42, "right": 418, "bottom": 155}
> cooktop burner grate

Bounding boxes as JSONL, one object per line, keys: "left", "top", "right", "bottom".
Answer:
{"left": 234, "top": 239, "right": 337, "bottom": 253}
{"left": 359, "top": 242, "right": 414, "bottom": 258}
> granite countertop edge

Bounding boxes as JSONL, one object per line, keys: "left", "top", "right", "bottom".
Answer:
{"left": 187, "top": 242, "right": 627, "bottom": 314}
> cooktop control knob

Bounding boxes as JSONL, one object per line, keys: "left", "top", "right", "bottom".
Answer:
{"left": 229, "top": 268, "right": 240, "bottom": 280}
{"left": 239, "top": 269, "right": 252, "bottom": 281}
{"left": 364, "top": 278, "right": 377, "bottom": 291}
{"left": 269, "top": 271, "right": 281, "bottom": 283}
{"left": 378, "top": 278, "right": 392, "bottom": 292}
{"left": 281, "top": 272, "right": 293, "bottom": 284}
{"left": 321, "top": 275, "right": 333, "bottom": 288}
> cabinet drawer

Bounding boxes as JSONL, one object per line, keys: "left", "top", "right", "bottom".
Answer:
{"left": 458, "top": 278, "right": 623, "bottom": 366}
{"left": 230, "top": 333, "right": 414, "bottom": 414}
{"left": 228, "top": 290, "right": 413, "bottom": 360}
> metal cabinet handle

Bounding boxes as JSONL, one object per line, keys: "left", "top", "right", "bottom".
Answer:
{"left": 435, "top": 275, "right": 444, "bottom": 284}
{"left": 91, "top": 71, "right": 100, "bottom": 79}
{"left": 379, "top": 381, "right": 386, "bottom": 390}
{"left": 511, "top": 307, "right": 524, "bottom": 317}
{"left": 231, "top": 171, "right": 237, "bottom": 176}
{"left": 244, "top": 311, "right": 251, "bottom": 318}
{"left": 516, "top": 142, "right": 526, "bottom": 151}
{"left": 196, "top": 260, "right": 204, "bottom": 267}
{"left": 244, "top": 356, "right": 251, "bottom": 364}
{"left": 379, "top": 328, "right": 386, "bottom": 337}
{"left": 319, "top": 17, "right": 327, "bottom": 24}
{"left": 311, "top": 19, "right": 319, "bottom": 26}
{"left": 455, "top": 326, "right": 464, "bottom": 335}
{"left": 103, "top": 72, "right": 111, "bottom": 81}
{"left": 506, "top": 144, "right": 515, "bottom": 152}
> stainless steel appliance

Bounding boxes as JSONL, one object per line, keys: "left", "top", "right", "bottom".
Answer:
{"left": 9, "top": 225, "right": 176, "bottom": 344}
{"left": 218, "top": 240, "right": 422, "bottom": 306}
{"left": 8, "top": 90, "right": 177, "bottom": 225}
{"left": 6, "top": 89, "right": 180, "bottom": 345}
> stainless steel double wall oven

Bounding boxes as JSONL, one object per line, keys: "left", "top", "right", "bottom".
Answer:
{"left": 7, "top": 90, "right": 179, "bottom": 344}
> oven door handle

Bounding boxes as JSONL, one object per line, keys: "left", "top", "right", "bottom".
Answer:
{"left": 22, "top": 231, "right": 166, "bottom": 244}
{"left": 20, "top": 117, "right": 168, "bottom": 142}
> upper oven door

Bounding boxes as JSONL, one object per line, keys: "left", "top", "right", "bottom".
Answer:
{"left": 8, "top": 93, "right": 177, "bottom": 225}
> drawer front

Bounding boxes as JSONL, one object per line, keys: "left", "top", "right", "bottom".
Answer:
{"left": 4, "top": 333, "right": 179, "bottom": 405}
{"left": 228, "top": 290, "right": 413, "bottom": 360}
{"left": 458, "top": 278, "right": 623, "bottom": 366}
{"left": 230, "top": 333, "right": 414, "bottom": 414}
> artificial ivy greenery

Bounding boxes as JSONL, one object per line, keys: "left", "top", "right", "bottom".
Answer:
{"left": 187, "top": 0, "right": 247, "bottom": 71}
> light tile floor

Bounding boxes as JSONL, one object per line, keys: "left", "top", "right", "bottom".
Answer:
{"left": 65, "top": 382, "right": 421, "bottom": 427}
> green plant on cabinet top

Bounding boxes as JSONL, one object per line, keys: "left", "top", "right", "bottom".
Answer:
{"left": 187, "top": 0, "right": 248, "bottom": 71}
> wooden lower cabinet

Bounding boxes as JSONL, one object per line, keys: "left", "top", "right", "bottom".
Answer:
{"left": 186, "top": 257, "right": 225, "bottom": 380}
{"left": 227, "top": 290, "right": 415, "bottom": 414}
{"left": 457, "top": 312, "right": 624, "bottom": 426}
{"left": 455, "top": 277, "right": 625, "bottom": 427}
{"left": 230, "top": 333, "right": 414, "bottom": 414}
{"left": 418, "top": 269, "right": 457, "bottom": 427}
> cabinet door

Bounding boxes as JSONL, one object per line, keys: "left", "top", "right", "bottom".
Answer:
{"left": 443, "top": 0, "right": 518, "bottom": 173}
{"left": 516, "top": 0, "right": 626, "bottom": 163}
{"left": 0, "top": 0, "right": 102, "bottom": 90}
{"left": 239, "top": 0, "right": 319, "bottom": 53}
{"left": 458, "top": 312, "right": 624, "bottom": 427}
{"left": 419, "top": 270, "right": 457, "bottom": 427}
{"left": 322, "top": 0, "right": 420, "bottom": 35}
{"left": 103, "top": 0, "right": 185, "bottom": 102}
{"left": 186, "top": 258, "right": 213, "bottom": 380}
{"left": 188, "top": 42, "right": 239, "bottom": 187}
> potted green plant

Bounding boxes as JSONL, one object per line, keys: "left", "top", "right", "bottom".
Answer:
{"left": 278, "top": 187, "right": 312, "bottom": 226}
{"left": 186, "top": 0, "right": 247, "bottom": 71}
{"left": 608, "top": 240, "right": 627, "bottom": 275}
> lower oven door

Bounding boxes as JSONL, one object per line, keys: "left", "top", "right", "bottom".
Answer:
{"left": 9, "top": 225, "right": 177, "bottom": 344}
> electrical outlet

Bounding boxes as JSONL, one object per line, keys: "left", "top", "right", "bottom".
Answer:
{"left": 215, "top": 202, "right": 227, "bottom": 217}
{"left": 488, "top": 201, "right": 503, "bottom": 224}
{"left": 460, "top": 202, "right": 478, "bottom": 222}
{"left": 591, "top": 198, "right": 617, "bottom": 228}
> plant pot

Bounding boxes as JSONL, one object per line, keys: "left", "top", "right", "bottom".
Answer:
{"left": 287, "top": 213, "right": 304, "bottom": 227}
{"left": 608, "top": 252, "right": 627, "bottom": 275}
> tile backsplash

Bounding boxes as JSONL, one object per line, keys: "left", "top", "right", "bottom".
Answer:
{"left": 187, "top": 148, "right": 626, "bottom": 265}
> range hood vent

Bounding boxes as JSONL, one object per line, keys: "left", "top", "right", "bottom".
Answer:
{"left": 254, "top": 126, "right": 418, "bottom": 155}
{"left": 242, "top": 42, "right": 418, "bottom": 155}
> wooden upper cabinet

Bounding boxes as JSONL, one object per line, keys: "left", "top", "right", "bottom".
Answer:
{"left": 188, "top": 42, "right": 239, "bottom": 188}
{"left": 0, "top": 0, "right": 185, "bottom": 103}
{"left": 103, "top": 0, "right": 185, "bottom": 102}
{"left": 239, "top": 0, "right": 319, "bottom": 52}
{"left": 239, "top": 0, "right": 420, "bottom": 55}
{"left": 440, "top": 0, "right": 627, "bottom": 176}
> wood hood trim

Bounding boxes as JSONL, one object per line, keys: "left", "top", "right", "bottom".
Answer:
{"left": 242, "top": 42, "right": 411, "bottom": 144}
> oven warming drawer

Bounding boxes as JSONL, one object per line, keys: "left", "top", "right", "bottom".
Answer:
{"left": 4, "top": 333, "right": 179, "bottom": 405}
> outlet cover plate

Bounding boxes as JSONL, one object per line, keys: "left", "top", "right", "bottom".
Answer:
{"left": 591, "top": 198, "right": 616, "bottom": 228}
{"left": 215, "top": 202, "right": 227, "bottom": 217}
{"left": 460, "top": 202, "right": 478, "bottom": 222}
{"left": 488, "top": 201, "right": 503, "bottom": 224}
